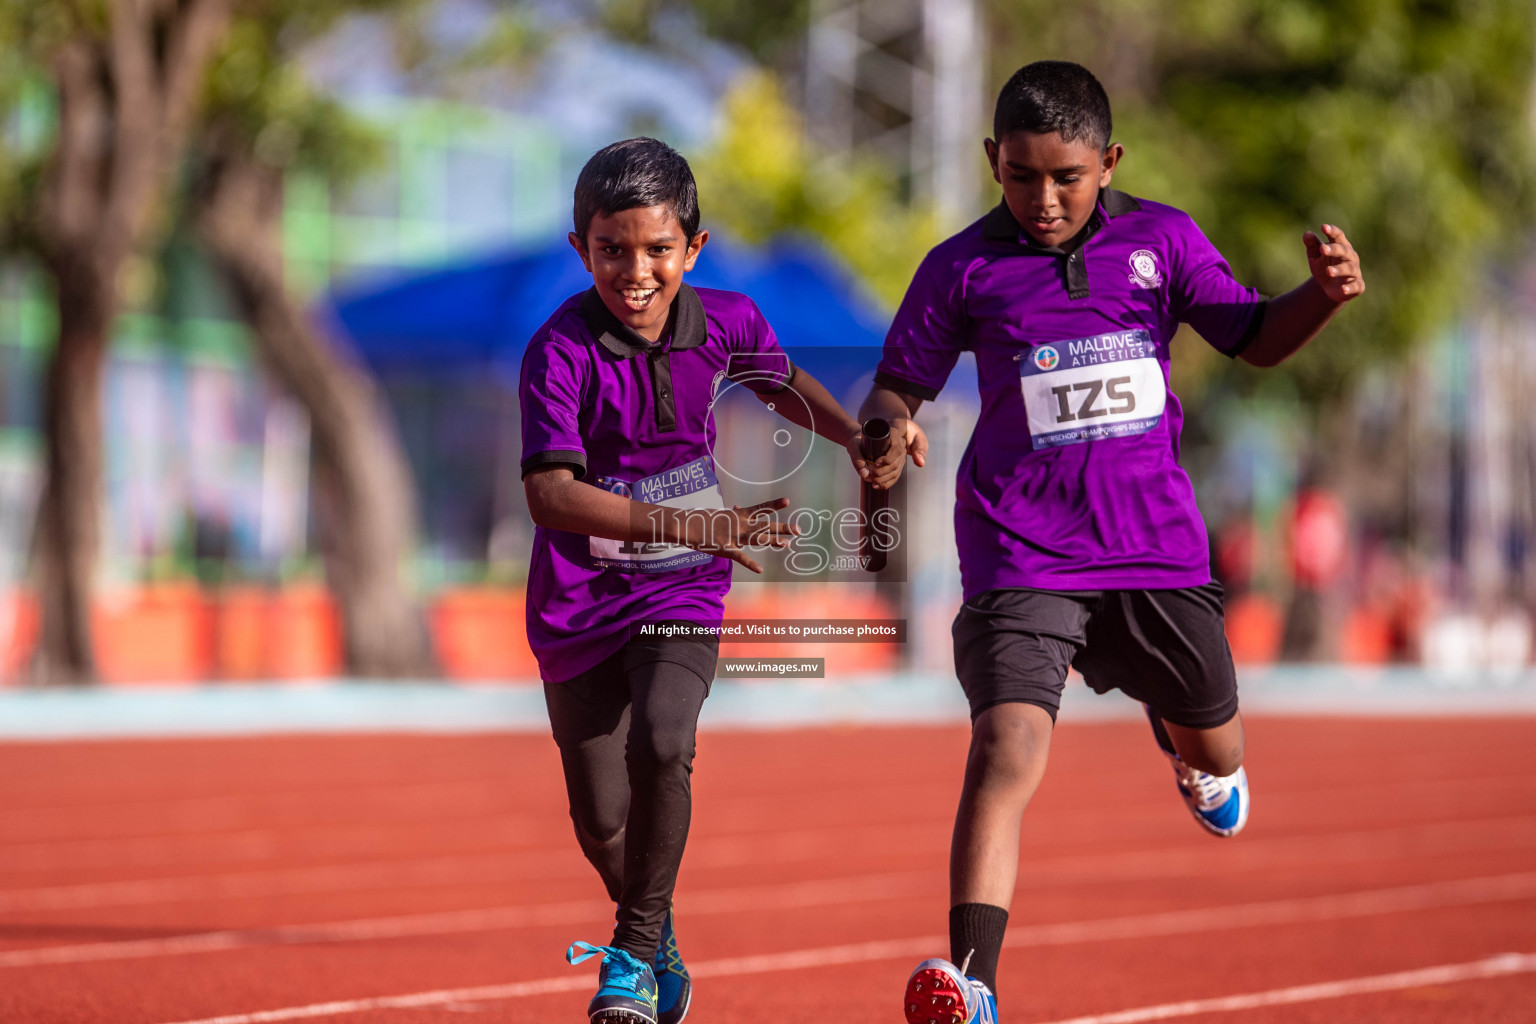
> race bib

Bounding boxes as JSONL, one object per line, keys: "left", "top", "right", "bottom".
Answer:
{"left": 1018, "top": 329, "right": 1166, "bottom": 450}
{"left": 589, "top": 455, "right": 725, "bottom": 573}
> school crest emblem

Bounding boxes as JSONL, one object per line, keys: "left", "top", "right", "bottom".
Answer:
{"left": 1033, "top": 345, "right": 1060, "bottom": 371}
{"left": 1128, "top": 249, "right": 1162, "bottom": 289}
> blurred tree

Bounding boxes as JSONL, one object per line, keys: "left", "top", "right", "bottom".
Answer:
{"left": 0, "top": 0, "right": 236, "bottom": 683}
{"left": 191, "top": 0, "right": 440, "bottom": 677}
{"left": 691, "top": 71, "right": 940, "bottom": 308}
{"left": 600, "top": 0, "right": 809, "bottom": 63}
{"left": 0, "top": 0, "right": 539, "bottom": 681}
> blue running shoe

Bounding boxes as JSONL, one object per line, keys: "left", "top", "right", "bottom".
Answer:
{"left": 904, "top": 958, "right": 997, "bottom": 1024}
{"left": 1168, "top": 754, "right": 1250, "bottom": 837}
{"left": 567, "top": 941, "right": 659, "bottom": 1024}
{"left": 653, "top": 907, "right": 692, "bottom": 1024}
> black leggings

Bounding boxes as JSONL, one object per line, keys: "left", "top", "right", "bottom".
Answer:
{"left": 543, "top": 636, "right": 716, "bottom": 961}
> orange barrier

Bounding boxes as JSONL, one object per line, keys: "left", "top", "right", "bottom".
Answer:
{"left": 2, "top": 584, "right": 533, "bottom": 684}
{"left": 1224, "top": 593, "right": 1282, "bottom": 666}
{"left": 92, "top": 584, "right": 346, "bottom": 683}
{"left": 92, "top": 585, "right": 212, "bottom": 685}
{"left": 722, "top": 584, "right": 900, "bottom": 677}
{"left": 213, "top": 587, "right": 270, "bottom": 680}
{"left": 260, "top": 585, "right": 344, "bottom": 679}
{"left": 1340, "top": 607, "right": 1394, "bottom": 665}
{"left": 430, "top": 588, "right": 539, "bottom": 679}
{"left": 0, "top": 585, "right": 346, "bottom": 685}
{"left": 0, "top": 590, "right": 38, "bottom": 679}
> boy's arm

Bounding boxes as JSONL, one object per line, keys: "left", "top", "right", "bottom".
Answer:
{"left": 754, "top": 366, "right": 897, "bottom": 481}
{"left": 524, "top": 467, "right": 796, "bottom": 574}
{"left": 1240, "top": 224, "right": 1364, "bottom": 368}
{"left": 761, "top": 368, "right": 930, "bottom": 489}
{"left": 754, "top": 366, "right": 861, "bottom": 450}
{"left": 857, "top": 384, "right": 927, "bottom": 490}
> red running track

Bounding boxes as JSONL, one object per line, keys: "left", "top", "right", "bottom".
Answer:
{"left": 1, "top": 716, "right": 1534, "bottom": 1023}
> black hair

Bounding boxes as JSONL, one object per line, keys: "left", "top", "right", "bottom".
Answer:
{"left": 993, "top": 61, "right": 1112, "bottom": 150}
{"left": 572, "top": 137, "right": 700, "bottom": 240}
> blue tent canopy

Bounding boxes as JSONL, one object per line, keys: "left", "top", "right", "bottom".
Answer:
{"left": 322, "top": 235, "right": 892, "bottom": 396}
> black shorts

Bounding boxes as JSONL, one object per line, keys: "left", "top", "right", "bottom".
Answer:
{"left": 951, "top": 583, "right": 1238, "bottom": 729}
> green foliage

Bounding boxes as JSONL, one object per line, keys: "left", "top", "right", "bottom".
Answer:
{"left": 205, "top": 1, "right": 435, "bottom": 182}
{"left": 235, "top": 0, "right": 420, "bottom": 44}
{"left": 0, "top": 4, "right": 72, "bottom": 250}
{"left": 691, "top": 72, "right": 941, "bottom": 308}
{"left": 207, "top": 1, "right": 544, "bottom": 177}
{"left": 0, "top": 2, "right": 71, "bottom": 55}
{"left": 988, "top": 0, "right": 1536, "bottom": 401}
{"left": 600, "top": 0, "right": 809, "bottom": 61}
{"left": 449, "top": 10, "right": 547, "bottom": 75}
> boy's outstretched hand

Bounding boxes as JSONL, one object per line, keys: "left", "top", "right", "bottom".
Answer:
{"left": 1304, "top": 224, "right": 1364, "bottom": 303}
{"left": 849, "top": 419, "right": 929, "bottom": 490}
{"left": 676, "top": 496, "right": 798, "bottom": 574}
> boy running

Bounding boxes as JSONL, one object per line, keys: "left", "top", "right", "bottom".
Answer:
{"left": 521, "top": 137, "right": 872, "bottom": 1024}
{"left": 857, "top": 62, "right": 1364, "bottom": 1023}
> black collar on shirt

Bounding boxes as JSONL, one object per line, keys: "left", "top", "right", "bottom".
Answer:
{"left": 579, "top": 282, "right": 708, "bottom": 358}
{"left": 577, "top": 283, "right": 706, "bottom": 435}
{"left": 981, "top": 189, "right": 1142, "bottom": 300}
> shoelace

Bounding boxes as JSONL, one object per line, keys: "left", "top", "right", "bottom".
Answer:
{"left": 1175, "top": 762, "right": 1228, "bottom": 811}
{"left": 567, "top": 941, "right": 651, "bottom": 994}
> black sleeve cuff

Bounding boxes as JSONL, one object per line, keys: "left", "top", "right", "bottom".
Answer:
{"left": 873, "top": 370, "right": 940, "bottom": 402}
{"left": 521, "top": 450, "right": 587, "bottom": 480}
{"left": 728, "top": 356, "right": 797, "bottom": 394}
{"left": 1224, "top": 299, "right": 1268, "bottom": 359}
{"left": 747, "top": 359, "right": 797, "bottom": 395}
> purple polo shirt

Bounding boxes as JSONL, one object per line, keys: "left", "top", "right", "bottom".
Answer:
{"left": 520, "top": 283, "right": 793, "bottom": 682}
{"left": 877, "top": 190, "right": 1264, "bottom": 598}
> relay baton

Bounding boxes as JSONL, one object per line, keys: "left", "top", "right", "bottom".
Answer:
{"left": 860, "top": 417, "right": 891, "bottom": 573}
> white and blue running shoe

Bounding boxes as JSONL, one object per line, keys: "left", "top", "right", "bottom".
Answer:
{"left": 1168, "top": 754, "right": 1249, "bottom": 837}
{"left": 904, "top": 958, "right": 997, "bottom": 1024}
{"left": 567, "top": 941, "right": 659, "bottom": 1024}
{"left": 653, "top": 907, "right": 691, "bottom": 1024}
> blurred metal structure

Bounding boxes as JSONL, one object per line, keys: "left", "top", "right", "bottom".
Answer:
{"left": 1459, "top": 308, "right": 1536, "bottom": 608}
{"left": 805, "top": 0, "right": 984, "bottom": 230}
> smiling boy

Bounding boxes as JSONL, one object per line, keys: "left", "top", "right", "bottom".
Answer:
{"left": 521, "top": 137, "right": 872, "bottom": 1024}
{"left": 857, "top": 62, "right": 1363, "bottom": 1023}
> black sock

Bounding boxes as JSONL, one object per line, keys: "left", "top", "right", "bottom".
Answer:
{"left": 949, "top": 903, "right": 1008, "bottom": 995}
{"left": 1144, "top": 703, "right": 1179, "bottom": 756}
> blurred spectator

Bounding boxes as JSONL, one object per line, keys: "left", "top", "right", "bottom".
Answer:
{"left": 1281, "top": 484, "right": 1348, "bottom": 661}
{"left": 1214, "top": 513, "right": 1256, "bottom": 597}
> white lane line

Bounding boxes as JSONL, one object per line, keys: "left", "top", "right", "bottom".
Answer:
{"left": 1030, "top": 952, "right": 1536, "bottom": 1024}
{"left": 150, "top": 873, "right": 1536, "bottom": 1024}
